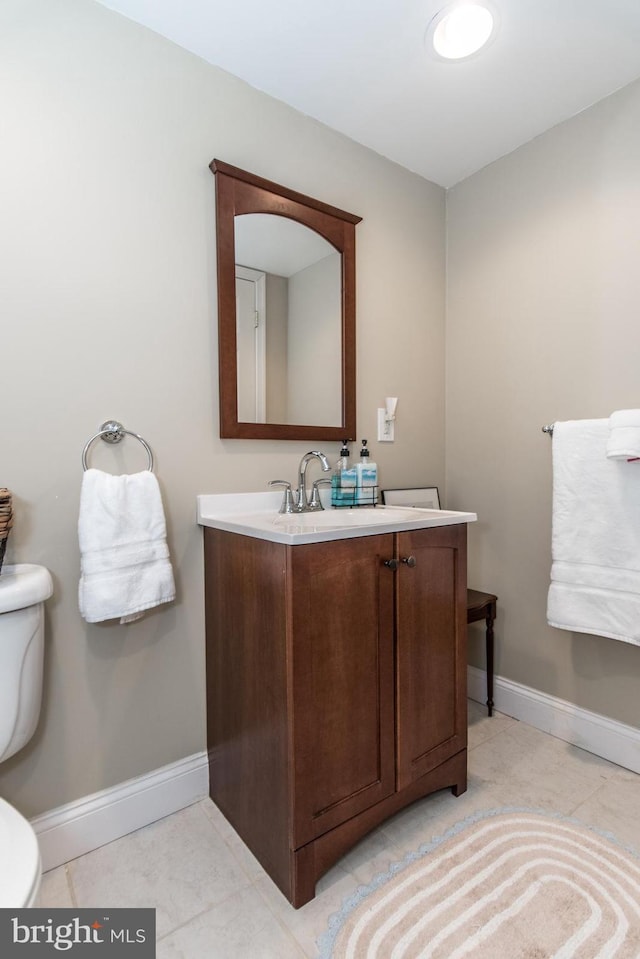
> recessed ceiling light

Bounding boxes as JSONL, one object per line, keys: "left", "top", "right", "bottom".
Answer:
{"left": 427, "top": 2, "right": 497, "bottom": 61}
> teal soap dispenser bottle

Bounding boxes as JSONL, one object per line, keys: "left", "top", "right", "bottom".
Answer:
{"left": 356, "top": 439, "right": 378, "bottom": 505}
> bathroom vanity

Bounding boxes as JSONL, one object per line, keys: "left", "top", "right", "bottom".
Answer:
{"left": 198, "top": 493, "right": 476, "bottom": 907}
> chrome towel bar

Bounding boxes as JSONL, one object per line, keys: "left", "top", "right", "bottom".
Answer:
{"left": 82, "top": 420, "right": 154, "bottom": 472}
{"left": 542, "top": 424, "right": 554, "bottom": 436}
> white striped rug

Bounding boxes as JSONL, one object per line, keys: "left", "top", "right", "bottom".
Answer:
{"left": 319, "top": 810, "right": 640, "bottom": 959}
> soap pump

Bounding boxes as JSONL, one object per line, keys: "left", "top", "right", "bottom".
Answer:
{"left": 356, "top": 439, "right": 378, "bottom": 505}
{"left": 331, "top": 439, "right": 351, "bottom": 506}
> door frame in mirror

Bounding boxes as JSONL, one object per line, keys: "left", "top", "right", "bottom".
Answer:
{"left": 211, "top": 159, "right": 361, "bottom": 440}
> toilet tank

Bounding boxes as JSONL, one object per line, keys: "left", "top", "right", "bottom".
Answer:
{"left": 0, "top": 565, "right": 53, "bottom": 762}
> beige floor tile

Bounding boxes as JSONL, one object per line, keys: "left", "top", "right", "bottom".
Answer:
{"left": 467, "top": 700, "right": 519, "bottom": 749}
{"left": 200, "top": 796, "right": 237, "bottom": 842}
{"left": 67, "top": 803, "right": 251, "bottom": 938}
{"left": 570, "top": 775, "right": 640, "bottom": 852}
{"left": 605, "top": 759, "right": 640, "bottom": 784}
{"left": 379, "top": 777, "right": 507, "bottom": 857}
{"left": 45, "top": 704, "right": 640, "bottom": 958}
{"left": 201, "top": 796, "right": 280, "bottom": 883}
{"left": 39, "top": 865, "right": 75, "bottom": 908}
{"left": 467, "top": 717, "right": 624, "bottom": 813}
{"left": 157, "top": 885, "right": 306, "bottom": 959}
{"left": 224, "top": 831, "right": 271, "bottom": 884}
{"left": 255, "top": 862, "right": 360, "bottom": 959}
{"left": 337, "top": 827, "right": 405, "bottom": 886}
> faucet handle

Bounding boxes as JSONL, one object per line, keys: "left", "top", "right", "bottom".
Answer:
{"left": 268, "top": 480, "right": 297, "bottom": 514}
{"left": 308, "top": 478, "right": 332, "bottom": 511}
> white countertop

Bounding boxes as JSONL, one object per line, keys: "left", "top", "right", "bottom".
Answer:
{"left": 197, "top": 492, "right": 477, "bottom": 546}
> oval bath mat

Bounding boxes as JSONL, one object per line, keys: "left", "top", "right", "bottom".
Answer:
{"left": 319, "top": 810, "right": 640, "bottom": 959}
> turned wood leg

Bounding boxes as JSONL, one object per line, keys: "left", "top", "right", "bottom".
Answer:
{"left": 486, "top": 611, "right": 495, "bottom": 717}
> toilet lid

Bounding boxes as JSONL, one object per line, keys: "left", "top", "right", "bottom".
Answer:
{"left": 0, "top": 564, "right": 53, "bottom": 615}
{"left": 0, "top": 798, "right": 41, "bottom": 907}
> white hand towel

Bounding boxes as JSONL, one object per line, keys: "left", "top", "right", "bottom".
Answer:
{"left": 606, "top": 409, "right": 640, "bottom": 461}
{"left": 78, "top": 469, "right": 176, "bottom": 624}
{"left": 547, "top": 419, "right": 640, "bottom": 645}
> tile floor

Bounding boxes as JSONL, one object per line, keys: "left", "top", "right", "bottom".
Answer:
{"left": 39, "top": 700, "right": 640, "bottom": 957}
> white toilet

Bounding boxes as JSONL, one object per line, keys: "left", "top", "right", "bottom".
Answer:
{"left": 0, "top": 563, "right": 53, "bottom": 907}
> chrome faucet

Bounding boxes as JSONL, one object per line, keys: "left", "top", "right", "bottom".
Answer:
{"left": 294, "top": 451, "right": 331, "bottom": 512}
{"left": 269, "top": 451, "right": 331, "bottom": 514}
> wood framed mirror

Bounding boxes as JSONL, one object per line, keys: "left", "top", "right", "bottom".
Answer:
{"left": 211, "top": 160, "right": 361, "bottom": 440}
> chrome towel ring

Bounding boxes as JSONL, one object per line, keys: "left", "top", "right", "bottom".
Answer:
{"left": 82, "top": 420, "right": 154, "bottom": 472}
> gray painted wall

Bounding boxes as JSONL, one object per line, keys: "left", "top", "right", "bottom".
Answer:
{"left": 1, "top": 0, "right": 446, "bottom": 816}
{"left": 447, "top": 78, "right": 640, "bottom": 727}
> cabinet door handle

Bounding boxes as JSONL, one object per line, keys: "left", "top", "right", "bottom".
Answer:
{"left": 401, "top": 555, "right": 417, "bottom": 568}
{"left": 383, "top": 558, "right": 399, "bottom": 570}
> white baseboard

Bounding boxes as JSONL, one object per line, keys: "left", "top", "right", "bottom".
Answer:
{"left": 31, "top": 751, "right": 209, "bottom": 873}
{"left": 468, "top": 665, "right": 640, "bottom": 775}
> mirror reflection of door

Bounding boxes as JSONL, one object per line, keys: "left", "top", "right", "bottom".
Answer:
{"left": 235, "top": 266, "right": 266, "bottom": 422}
{"left": 234, "top": 214, "right": 342, "bottom": 427}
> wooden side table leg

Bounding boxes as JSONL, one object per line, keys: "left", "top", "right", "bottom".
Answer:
{"left": 485, "top": 611, "right": 495, "bottom": 717}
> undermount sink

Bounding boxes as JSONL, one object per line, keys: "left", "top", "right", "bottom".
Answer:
{"left": 272, "top": 506, "right": 451, "bottom": 528}
{"left": 197, "top": 492, "right": 476, "bottom": 545}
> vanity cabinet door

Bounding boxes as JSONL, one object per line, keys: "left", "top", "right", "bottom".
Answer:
{"left": 395, "top": 524, "right": 467, "bottom": 791}
{"left": 290, "top": 533, "right": 396, "bottom": 847}
{"left": 205, "top": 528, "right": 296, "bottom": 895}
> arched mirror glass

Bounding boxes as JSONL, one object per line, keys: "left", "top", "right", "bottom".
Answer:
{"left": 211, "top": 160, "right": 361, "bottom": 440}
{"left": 235, "top": 215, "right": 342, "bottom": 427}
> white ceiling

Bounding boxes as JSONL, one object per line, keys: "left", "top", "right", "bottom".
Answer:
{"left": 97, "top": 0, "right": 640, "bottom": 188}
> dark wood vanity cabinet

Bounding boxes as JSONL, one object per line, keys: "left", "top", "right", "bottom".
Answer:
{"left": 204, "top": 522, "right": 468, "bottom": 907}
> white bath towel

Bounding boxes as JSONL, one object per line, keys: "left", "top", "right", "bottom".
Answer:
{"left": 547, "top": 419, "right": 640, "bottom": 645}
{"left": 79, "top": 469, "right": 176, "bottom": 624}
{"left": 606, "top": 408, "right": 640, "bottom": 461}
